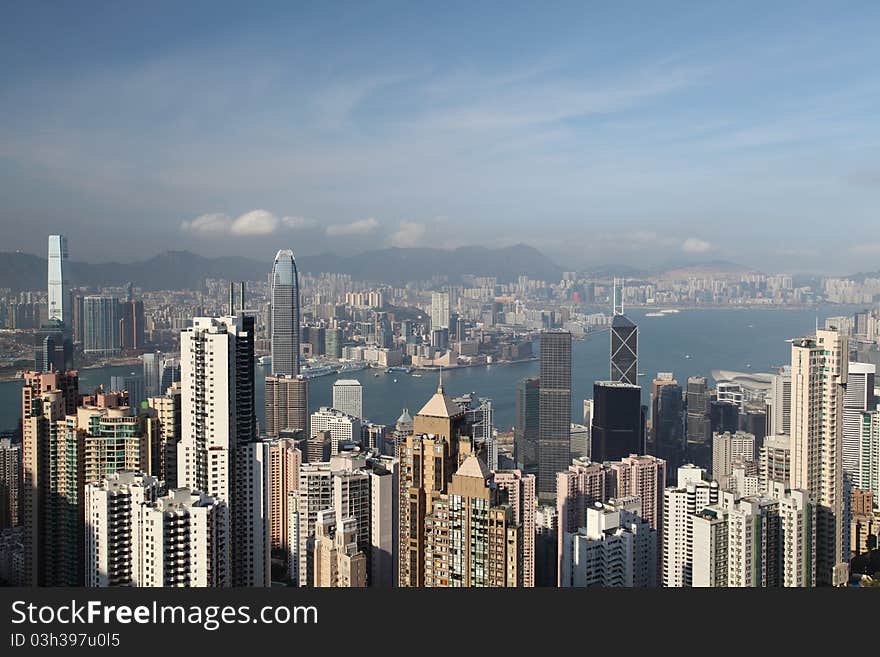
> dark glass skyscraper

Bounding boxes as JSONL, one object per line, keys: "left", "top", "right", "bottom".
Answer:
{"left": 515, "top": 377, "right": 540, "bottom": 473}
{"left": 270, "top": 249, "right": 301, "bottom": 376}
{"left": 537, "top": 330, "right": 571, "bottom": 499}
{"left": 686, "top": 376, "right": 712, "bottom": 469}
{"left": 610, "top": 313, "right": 638, "bottom": 385}
{"left": 653, "top": 380, "right": 684, "bottom": 477}
{"left": 590, "top": 381, "right": 643, "bottom": 462}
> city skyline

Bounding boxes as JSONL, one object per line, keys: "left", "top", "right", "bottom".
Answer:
{"left": 1, "top": 4, "right": 880, "bottom": 273}
{"left": 4, "top": 3, "right": 880, "bottom": 596}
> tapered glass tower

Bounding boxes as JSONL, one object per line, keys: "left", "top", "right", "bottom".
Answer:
{"left": 270, "top": 249, "right": 301, "bottom": 376}
{"left": 47, "top": 235, "right": 68, "bottom": 326}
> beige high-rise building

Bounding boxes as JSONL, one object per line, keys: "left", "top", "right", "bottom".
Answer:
{"left": 712, "top": 431, "right": 756, "bottom": 490}
{"left": 759, "top": 433, "right": 791, "bottom": 493}
{"left": 425, "top": 455, "right": 520, "bottom": 587}
{"left": 269, "top": 438, "right": 301, "bottom": 559}
{"left": 398, "top": 380, "right": 470, "bottom": 587}
{"left": 790, "top": 329, "right": 849, "bottom": 585}
{"left": 265, "top": 375, "right": 309, "bottom": 438}
{"left": 313, "top": 509, "right": 367, "bottom": 588}
{"left": 145, "top": 381, "right": 181, "bottom": 487}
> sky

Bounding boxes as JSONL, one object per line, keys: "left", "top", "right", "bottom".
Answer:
{"left": 1, "top": 1, "right": 879, "bottom": 274}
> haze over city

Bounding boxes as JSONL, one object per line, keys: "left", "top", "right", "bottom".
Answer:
{"left": 1, "top": 2, "right": 879, "bottom": 273}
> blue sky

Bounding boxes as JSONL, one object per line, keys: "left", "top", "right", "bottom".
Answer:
{"left": 1, "top": 1, "right": 879, "bottom": 273}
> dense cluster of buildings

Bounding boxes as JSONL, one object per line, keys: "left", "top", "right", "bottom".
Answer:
{"left": 0, "top": 235, "right": 879, "bottom": 588}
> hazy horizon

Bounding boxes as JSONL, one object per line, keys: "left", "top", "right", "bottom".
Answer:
{"left": 2, "top": 2, "right": 879, "bottom": 275}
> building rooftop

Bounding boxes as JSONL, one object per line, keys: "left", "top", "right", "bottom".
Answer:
{"left": 455, "top": 454, "right": 491, "bottom": 480}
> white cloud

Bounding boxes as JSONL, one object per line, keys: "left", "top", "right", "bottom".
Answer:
{"left": 181, "top": 210, "right": 317, "bottom": 236}
{"left": 230, "top": 209, "right": 278, "bottom": 235}
{"left": 180, "top": 213, "right": 232, "bottom": 234}
{"left": 681, "top": 237, "right": 712, "bottom": 253}
{"left": 326, "top": 217, "right": 380, "bottom": 237}
{"left": 389, "top": 221, "right": 427, "bottom": 247}
{"left": 281, "top": 216, "right": 318, "bottom": 230}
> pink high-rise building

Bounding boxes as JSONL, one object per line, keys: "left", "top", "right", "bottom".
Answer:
{"left": 555, "top": 459, "right": 608, "bottom": 585}
{"left": 608, "top": 454, "right": 666, "bottom": 533}
{"left": 493, "top": 469, "right": 537, "bottom": 587}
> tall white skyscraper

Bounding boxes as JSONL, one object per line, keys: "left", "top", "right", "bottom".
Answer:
{"left": 84, "top": 471, "right": 161, "bottom": 587}
{"left": 47, "top": 235, "right": 68, "bottom": 326}
{"left": 662, "top": 465, "right": 719, "bottom": 587}
{"left": 270, "top": 249, "right": 301, "bottom": 376}
{"left": 85, "top": 473, "right": 230, "bottom": 588}
{"left": 790, "top": 329, "right": 849, "bottom": 586}
{"left": 843, "top": 362, "right": 875, "bottom": 479}
{"left": 768, "top": 366, "right": 792, "bottom": 436}
{"left": 178, "top": 314, "right": 267, "bottom": 586}
{"left": 560, "top": 497, "right": 657, "bottom": 588}
{"left": 333, "top": 379, "right": 363, "bottom": 419}
{"left": 431, "top": 292, "right": 450, "bottom": 330}
{"left": 139, "top": 488, "right": 229, "bottom": 587}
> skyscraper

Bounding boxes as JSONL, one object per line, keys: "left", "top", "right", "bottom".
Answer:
{"left": 652, "top": 374, "right": 684, "bottom": 475}
{"left": 662, "top": 466, "right": 719, "bottom": 587}
{"left": 591, "top": 381, "right": 643, "bottom": 462}
{"left": 143, "top": 352, "right": 162, "bottom": 398}
{"left": 145, "top": 382, "right": 181, "bottom": 487}
{"left": 538, "top": 330, "right": 572, "bottom": 500}
{"left": 430, "top": 292, "right": 450, "bottom": 330}
{"left": 560, "top": 498, "right": 657, "bottom": 588}
{"left": 82, "top": 296, "right": 120, "bottom": 355}
{"left": 790, "top": 329, "right": 849, "bottom": 586}
{"left": 610, "top": 315, "right": 638, "bottom": 386}
{"left": 47, "top": 235, "right": 68, "bottom": 326}
{"left": 398, "top": 382, "right": 470, "bottom": 587}
{"left": 0, "top": 438, "right": 21, "bottom": 529}
{"left": 493, "top": 469, "right": 537, "bottom": 587}
{"left": 21, "top": 370, "right": 80, "bottom": 586}
{"left": 84, "top": 471, "right": 161, "bottom": 587}
{"left": 178, "top": 314, "right": 267, "bottom": 587}
{"left": 768, "top": 366, "right": 792, "bottom": 436}
{"left": 268, "top": 438, "right": 301, "bottom": 564}
{"left": 332, "top": 379, "right": 363, "bottom": 419}
{"left": 313, "top": 510, "right": 367, "bottom": 587}
{"left": 843, "top": 362, "right": 875, "bottom": 481}
{"left": 264, "top": 375, "right": 309, "bottom": 438}
{"left": 685, "top": 376, "right": 712, "bottom": 469}
{"left": 270, "top": 249, "right": 301, "bottom": 376}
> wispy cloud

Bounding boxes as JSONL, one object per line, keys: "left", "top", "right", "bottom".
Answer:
{"left": 180, "top": 210, "right": 317, "bottom": 236}
{"left": 389, "top": 221, "right": 427, "bottom": 247}
{"left": 681, "top": 237, "right": 713, "bottom": 253}
{"left": 325, "top": 217, "right": 380, "bottom": 237}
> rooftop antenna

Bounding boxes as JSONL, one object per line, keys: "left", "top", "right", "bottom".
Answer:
{"left": 228, "top": 281, "right": 235, "bottom": 315}
{"left": 438, "top": 365, "right": 444, "bottom": 394}
{"left": 240, "top": 281, "right": 246, "bottom": 311}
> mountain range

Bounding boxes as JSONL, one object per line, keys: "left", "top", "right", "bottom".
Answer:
{"left": 0, "top": 244, "right": 564, "bottom": 291}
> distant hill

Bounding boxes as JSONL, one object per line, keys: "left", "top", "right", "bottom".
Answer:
{"left": 0, "top": 244, "right": 564, "bottom": 291}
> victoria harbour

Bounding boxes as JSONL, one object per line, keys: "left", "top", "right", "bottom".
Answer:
{"left": 0, "top": 306, "right": 855, "bottom": 433}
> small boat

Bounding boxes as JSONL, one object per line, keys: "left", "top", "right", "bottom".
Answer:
{"left": 393, "top": 378, "right": 398, "bottom": 383}
{"left": 412, "top": 373, "right": 423, "bottom": 378}
{"left": 373, "top": 373, "right": 379, "bottom": 377}
{"left": 684, "top": 354, "right": 691, "bottom": 359}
